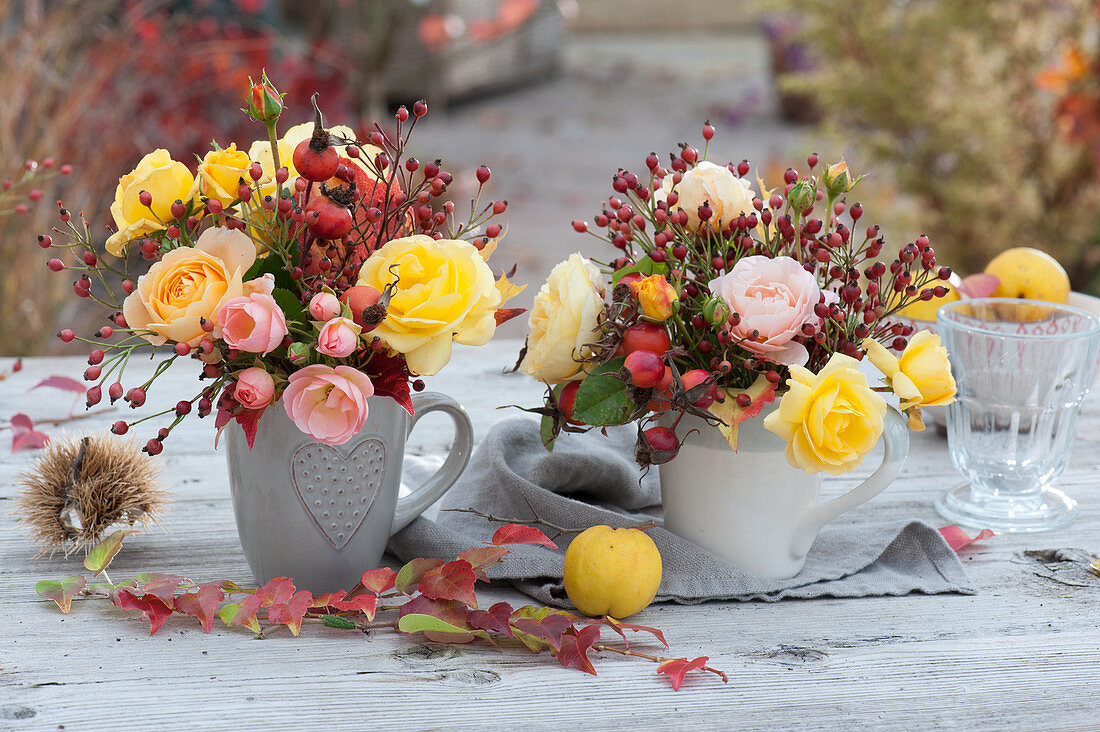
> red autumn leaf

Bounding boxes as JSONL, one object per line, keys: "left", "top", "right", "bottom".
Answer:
{"left": 581, "top": 617, "right": 669, "bottom": 649}
{"left": 457, "top": 546, "right": 510, "bottom": 581}
{"left": 310, "top": 590, "right": 347, "bottom": 609}
{"left": 418, "top": 559, "right": 478, "bottom": 608}
{"left": 30, "top": 375, "right": 86, "bottom": 394}
{"left": 494, "top": 307, "right": 526, "bottom": 326}
{"left": 398, "top": 595, "right": 474, "bottom": 643}
{"left": 267, "top": 589, "right": 313, "bottom": 637}
{"left": 468, "top": 601, "right": 514, "bottom": 637}
{"left": 10, "top": 413, "right": 49, "bottom": 452}
{"left": 254, "top": 576, "right": 296, "bottom": 606}
{"left": 360, "top": 567, "right": 397, "bottom": 594}
{"left": 136, "top": 573, "right": 188, "bottom": 607}
{"left": 234, "top": 407, "right": 266, "bottom": 450}
{"left": 395, "top": 557, "right": 444, "bottom": 595}
{"left": 88, "top": 580, "right": 136, "bottom": 607}
{"left": 117, "top": 588, "right": 174, "bottom": 635}
{"left": 369, "top": 353, "right": 413, "bottom": 416}
{"left": 491, "top": 523, "right": 558, "bottom": 549}
{"left": 556, "top": 624, "right": 601, "bottom": 676}
{"left": 656, "top": 656, "right": 710, "bottom": 691}
{"left": 35, "top": 575, "right": 87, "bottom": 614}
{"left": 333, "top": 593, "right": 378, "bottom": 622}
{"left": 939, "top": 526, "right": 996, "bottom": 552}
{"left": 218, "top": 599, "right": 262, "bottom": 634}
{"left": 174, "top": 583, "right": 225, "bottom": 633}
{"left": 512, "top": 613, "right": 574, "bottom": 653}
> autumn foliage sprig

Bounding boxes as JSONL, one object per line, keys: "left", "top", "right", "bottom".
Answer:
{"left": 36, "top": 526, "right": 725, "bottom": 691}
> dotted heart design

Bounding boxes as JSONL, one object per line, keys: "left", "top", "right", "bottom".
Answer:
{"left": 290, "top": 439, "right": 386, "bottom": 550}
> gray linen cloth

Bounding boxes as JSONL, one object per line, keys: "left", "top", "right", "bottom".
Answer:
{"left": 390, "top": 417, "right": 975, "bottom": 606}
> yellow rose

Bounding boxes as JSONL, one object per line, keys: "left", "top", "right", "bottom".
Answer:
{"left": 246, "top": 137, "right": 297, "bottom": 199}
{"left": 763, "top": 353, "right": 887, "bottom": 475}
{"left": 122, "top": 228, "right": 258, "bottom": 347}
{"left": 520, "top": 253, "right": 606, "bottom": 384}
{"left": 862, "top": 332, "right": 957, "bottom": 411}
{"left": 630, "top": 274, "right": 677, "bottom": 321}
{"left": 356, "top": 235, "right": 501, "bottom": 376}
{"left": 665, "top": 161, "right": 755, "bottom": 233}
{"left": 105, "top": 150, "right": 195, "bottom": 257}
{"left": 189, "top": 143, "right": 252, "bottom": 206}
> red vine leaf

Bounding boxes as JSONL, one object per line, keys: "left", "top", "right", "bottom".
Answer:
{"left": 30, "top": 375, "right": 85, "bottom": 394}
{"left": 360, "top": 567, "right": 397, "bottom": 594}
{"left": 398, "top": 595, "right": 475, "bottom": 643}
{"left": 491, "top": 523, "right": 558, "bottom": 549}
{"left": 10, "top": 413, "right": 49, "bottom": 451}
{"left": 219, "top": 600, "right": 262, "bottom": 634}
{"left": 369, "top": 353, "right": 413, "bottom": 416}
{"left": 494, "top": 307, "right": 526, "bottom": 326}
{"left": 512, "top": 613, "right": 574, "bottom": 653}
{"left": 35, "top": 575, "right": 86, "bottom": 614}
{"left": 457, "top": 546, "right": 510, "bottom": 580}
{"left": 135, "top": 573, "right": 188, "bottom": 607}
{"left": 333, "top": 593, "right": 378, "bottom": 622}
{"left": 83, "top": 529, "right": 139, "bottom": 576}
{"left": 267, "top": 589, "right": 314, "bottom": 637}
{"left": 468, "top": 601, "right": 514, "bottom": 637}
{"left": 583, "top": 617, "right": 669, "bottom": 649}
{"left": 557, "top": 624, "right": 601, "bottom": 676}
{"left": 235, "top": 407, "right": 266, "bottom": 450}
{"left": 395, "top": 557, "right": 444, "bottom": 595}
{"left": 939, "top": 526, "right": 996, "bottom": 552}
{"left": 656, "top": 656, "right": 710, "bottom": 691}
{"left": 174, "top": 583, "right": 225, "bottom": 633}
{"left": 117, "top": 588, "right": 174, "bottom": 635}
{"left": 88, "top": 580, "right": 136, "bottom": 607}
{"left": 418, "top": 559, "right": 478, "bottom": 608}
{"left": 253, "top": 576, "right": 295, "bottom": 606}
{"left": 311, "top": 590, "right": 347, "bottom": 610}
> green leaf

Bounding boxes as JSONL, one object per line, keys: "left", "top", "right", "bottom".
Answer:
{"left": 395, "top": 557, "right": 444, "bottom": 595}
{"left": 397, "top": 613, "right": 471, "bottom": 636}
{"left": 246, "top": 245, "right": 298, "bottom": 292}
{"left": 540, "top": 412, "right": 557, "bottom": 451}
{"left": 571, "top": 357, "right": 634, "bottom": 426}
{"left": 322, "top": 614, "right": 357, "bottom": 630}
{"left": 611, "top": 257, "right": 669, "bottom": 286}
{"left": 272, "top": 287, "right": 307, "bottom": 325}
{"left": 83, "top": 529, "right": 138, "bottom": 576}
{"left": 35, "top": 575, "right": 86, "bottom": 613}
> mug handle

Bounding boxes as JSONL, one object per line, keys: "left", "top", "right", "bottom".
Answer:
{"left": 790, "top": 407, "right": 910, "bottom": 558}
{"left": 389, "top": 392, "right": 474, "bottom": 535}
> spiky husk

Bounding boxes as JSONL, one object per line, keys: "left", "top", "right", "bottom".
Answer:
{"left": 14, "top": 431, "right": 165, "bottom": 555}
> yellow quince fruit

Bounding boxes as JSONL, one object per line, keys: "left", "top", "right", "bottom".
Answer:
{"left": 985, "top": 247, "right": 1070, "bottom": 303}
{"left": 563, "top": 526, "right": 662, "bottom": 618}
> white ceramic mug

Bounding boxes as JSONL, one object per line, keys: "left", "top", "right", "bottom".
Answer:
{"left": 659, "top": 406, "right": 909, "bottom": 579}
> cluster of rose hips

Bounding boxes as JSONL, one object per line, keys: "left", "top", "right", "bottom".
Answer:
{"left": 566, "top": 124, "right": 951, "bottom": 465}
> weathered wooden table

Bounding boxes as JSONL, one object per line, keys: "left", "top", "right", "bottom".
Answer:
{"left": 2, "top": 341, "right": 1098, "bottom": 730}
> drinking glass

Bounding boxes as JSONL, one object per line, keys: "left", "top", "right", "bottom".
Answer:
{"left": 935, "top": 298, "right": 1100, "bottom": 532}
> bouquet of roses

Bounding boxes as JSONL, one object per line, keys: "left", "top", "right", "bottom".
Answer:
{"left": 41, "top": 73, "right": 522, "bottom": 454}
{"left": 518, "top": 123, "right": 956, "bottom": 475}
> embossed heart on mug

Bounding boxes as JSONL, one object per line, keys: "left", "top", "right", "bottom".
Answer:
{"left": 290, "top": 439, "right": 387, "bottom": 549}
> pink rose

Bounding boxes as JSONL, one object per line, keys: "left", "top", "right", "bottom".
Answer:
{"left": 708, "top": 255, "right": 836, "bottom": 367}
{"left": 309, "top": 292, "right": 341, "bottom": 321}
{"left": 234, "top": 366, "right": 275, "bottom": 409}
{"left": 282, "top": 365, "right": 375, "bottom": 445}
{"left": 316, "top": 317, "right": 362, "bottom": 358}
{"left": 217, "top": 293, "right": 288, "bottom": 356}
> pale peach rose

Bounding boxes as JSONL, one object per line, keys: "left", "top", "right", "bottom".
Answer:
{"left": 282, "top": 365, "right": 375, "bottom": 445}
{"left": 664, "top": 160, "right": 755, "bottom": 233}
{"left": 234, "top": 367, "right": 275, "bottom": 409}
{"left": 316, "top": 317, "right": 362, "bottom": 358}
{"left": 217, "top": 292, "right": 288, "bottom": 356}
{"left": 709, "top": 255, "right": 835, "bottom": 367}
{"left": 309, "top": 292, "right": 341, "bottom": 321}
{"left": 122, "top": 228, "right": 258, "bottom": 347}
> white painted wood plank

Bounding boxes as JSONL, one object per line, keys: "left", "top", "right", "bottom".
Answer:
{"left": 1, "top": 341, "right": 1098, "bottom": 730}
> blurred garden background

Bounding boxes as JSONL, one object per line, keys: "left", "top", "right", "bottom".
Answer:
{"left": 3, "top": 0, "right": 1099, "bottom": 356}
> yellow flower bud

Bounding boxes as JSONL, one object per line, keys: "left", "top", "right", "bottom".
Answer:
{"left": 629, "top": 274, "right": 677, "bottom": 321}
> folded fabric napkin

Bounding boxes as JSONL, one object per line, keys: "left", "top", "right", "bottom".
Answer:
{"left": 390, "top": 418, "right": 975, "bottom": 606}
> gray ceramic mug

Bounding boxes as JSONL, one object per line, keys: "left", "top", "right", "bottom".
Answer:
{"left": 224, "top": 392, "right": 473, "bottom": 592}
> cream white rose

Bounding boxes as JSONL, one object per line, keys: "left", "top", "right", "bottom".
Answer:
{"left": 520, "top": 253, "right": 606, "bottom": 384}
{"left": 666, "top": 160, "right": 755, "bottom": 233}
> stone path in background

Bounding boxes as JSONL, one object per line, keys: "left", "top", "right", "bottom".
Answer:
{"left": 417, "top": 31, "right": 809, "bottom": 335}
